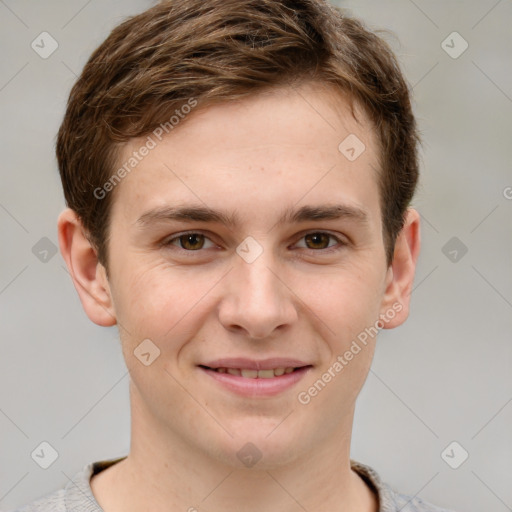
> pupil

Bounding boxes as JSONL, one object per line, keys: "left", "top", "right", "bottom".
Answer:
{"left": 182, "top": 234, "right": 204, "bottom": 250}
{"left": 306, "top": 233, "right": 328, "bottom": 249}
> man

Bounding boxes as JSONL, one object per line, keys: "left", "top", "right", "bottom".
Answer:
{"left": 13, "top": 0, "right": 454, "bottom": 510}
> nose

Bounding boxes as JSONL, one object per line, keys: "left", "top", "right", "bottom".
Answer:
{"left": 218, "top": 250, "right": 298, "bottom": 339}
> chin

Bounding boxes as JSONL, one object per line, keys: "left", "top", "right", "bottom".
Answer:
{"left": 207, "top": 421, "right": 307, "bottom": 470}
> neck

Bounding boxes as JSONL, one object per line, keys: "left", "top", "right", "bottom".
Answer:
{"left": 91, "top": 383, "right": 378, "bottom": 512}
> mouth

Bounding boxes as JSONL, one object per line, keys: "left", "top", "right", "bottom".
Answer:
{"left": 198, "top": 365, "right": 307, "bottom": 378}
{"left": 198, "top": 360, "right": 313, "bottom": 397}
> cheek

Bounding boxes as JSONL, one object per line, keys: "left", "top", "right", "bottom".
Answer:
{"left": 110, "top": 258, "right": 220, "bottom": 343}
{"left": 298, "top": 265, "right": 385, "bottom": 341}
{"left": 298, "top": 271, "right": 381, "bottom": 406}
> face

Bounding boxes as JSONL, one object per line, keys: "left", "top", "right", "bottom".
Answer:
{"left": 73, "top": 83, "right": 414, "bottom": 469}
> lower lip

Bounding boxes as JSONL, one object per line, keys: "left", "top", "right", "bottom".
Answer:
{"left": 199, "top": 366, "right": 312, "bottom": 397}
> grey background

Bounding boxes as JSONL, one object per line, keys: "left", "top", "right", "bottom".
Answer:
{"left": 1, "top": 1, "right": 511, "bottom": 510}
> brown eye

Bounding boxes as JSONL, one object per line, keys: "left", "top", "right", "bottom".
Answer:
{"left": 178, "top": 233, "right": 205, "bottom": 250}
{"left": 304, "top": 232, "right": 332, "bottom": 250}
{"left": 293, "top": 232, "right": 342, "bottom": 253}
{"left": 162, "top": 232, "right": 216, "bottom": 252}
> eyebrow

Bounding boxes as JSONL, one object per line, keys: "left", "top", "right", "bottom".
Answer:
{"left": 135, "top": 203, "right": 369, "bottom": 229}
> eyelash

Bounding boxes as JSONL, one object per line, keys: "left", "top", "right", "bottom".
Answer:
{"left": 160, "top": 230, "right": 346, "bottom": 255}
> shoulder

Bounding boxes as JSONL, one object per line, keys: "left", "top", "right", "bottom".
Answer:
{"left": 7, "top": 459, "right": 107, "bottom": 512}
{"left": 8, "top": 489, "right": 67, "bottom": 512}
{"left": 388, "top": 487, "right": 456, "bottom": 512}
{"left": 351, "top": 460, "right": 456, "bottom": 512}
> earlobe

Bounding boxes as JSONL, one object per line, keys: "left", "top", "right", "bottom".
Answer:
{"left": 57, "top": 208, "right": 117, "bottom": 327}
{"left": 380, "top": 208, "right": 421, "bottom": 329}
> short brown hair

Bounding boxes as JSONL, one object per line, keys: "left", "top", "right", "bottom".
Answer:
{"left": 56, "top": 0, "right": 419, "bottom": 273}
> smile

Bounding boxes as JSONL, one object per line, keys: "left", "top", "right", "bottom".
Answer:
{"left": 198, "top": 364, "right": 312, "bottom": 397}
{"left": 205, "top": 367, "right": 297, "bottom": 378}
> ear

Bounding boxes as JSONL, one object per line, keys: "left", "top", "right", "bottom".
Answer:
{"left": 57, "top": 208, "right": 116, "bottom": 327}
{"left": 379, "top": 208, "right": 421, "bottom": 328}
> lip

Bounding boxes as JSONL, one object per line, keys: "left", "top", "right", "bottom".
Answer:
{"left": 201, "top": 357, "right": 310, "bottom": 370}
{"left": 198, "top": 360, "right": 313, "bottom": 397}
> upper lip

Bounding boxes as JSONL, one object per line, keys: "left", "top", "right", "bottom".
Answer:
{"left": 200, "top": 358, "right": 312, "bottom": 370}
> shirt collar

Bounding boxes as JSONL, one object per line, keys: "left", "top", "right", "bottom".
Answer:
{"left": 63, "top": 457, "right": 397, "bottom": 512}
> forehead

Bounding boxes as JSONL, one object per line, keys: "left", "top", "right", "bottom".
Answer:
{"left": 109, "top": 83, "right": 381, "bottom": 226}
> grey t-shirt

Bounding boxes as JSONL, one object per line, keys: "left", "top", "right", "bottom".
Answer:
{"left": 10, "top": 457, "right": 454, "bottom": 512}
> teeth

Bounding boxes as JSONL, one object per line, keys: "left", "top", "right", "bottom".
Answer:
{"left": 215, "top": 367, "right": 296, "bottom": 378}
{"left": 240, "top": 369, "right": 258, "bottom": 378}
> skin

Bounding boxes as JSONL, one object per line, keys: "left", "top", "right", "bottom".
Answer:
{"left": 58, "top": 82, "right": 420, "bottom": 512}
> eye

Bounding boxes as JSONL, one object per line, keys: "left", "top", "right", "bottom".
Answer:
{"left": 160, "top": 230, "right": 345, "bottom": 255}
{"left": 294, "top": 232, "right": 344, "bottom": 251}
{"left": 163, "top": 232, "right": 216, "bottom": 251}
